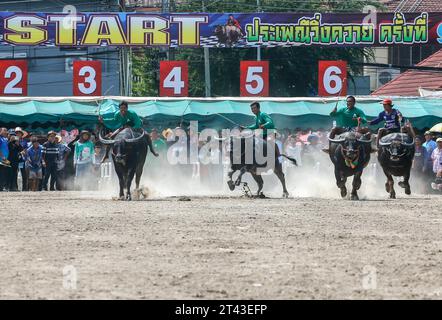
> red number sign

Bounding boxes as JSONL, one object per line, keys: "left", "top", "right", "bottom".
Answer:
{"left": 160, "top": 61, "right": 188, "bottom": 97}
{"left": 318, "top": 60, "right": 347, "bottom": 96}
{"left": 73, "top": 60, "right": 102, "bottom": 96}
{"left": 0, "top": 60, "right": 27, "bottom": 96}
{"left": 240, "top": 61, "right": 269, "bottom": 97}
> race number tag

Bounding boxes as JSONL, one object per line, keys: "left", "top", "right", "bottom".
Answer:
{"left": 73, "top": 60, "right": 102, "bottom": 96}
{"left": 160, "top": 61, "right": 188, "bottom": 97}
{"left": 0, "top": 60, "right": 27, "bottom": 96}
{"left": 240, "top": 61, "right": 269, "bottom": 97}
{"left": 318, "top": 60, "right": 347, "bottom": 96}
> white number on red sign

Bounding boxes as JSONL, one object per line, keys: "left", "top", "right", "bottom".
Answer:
{"left": 163, "top": 66, "right": 184, "bottom": 95}
{"left": 323, "top": 66, "right": 343, "bottom": 95}
{"left": 78, "top": 66, "right": 97, "bottom": 95}
{"left": 4, "top": 66, "right": 23, "bottom": 94}
{"left": 245, "top": 66, "right": 264, "bottom": 95}
{"left": 318, "top": 60, "right": 347, "bottom": 96}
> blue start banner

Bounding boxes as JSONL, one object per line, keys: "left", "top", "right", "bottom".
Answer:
{"left": 0, "top": 11, "right": 441, "bottom": 47}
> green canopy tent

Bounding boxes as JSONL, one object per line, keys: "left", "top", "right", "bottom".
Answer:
{"left": 0, "top": 96, "right": 441, "bottom": 132}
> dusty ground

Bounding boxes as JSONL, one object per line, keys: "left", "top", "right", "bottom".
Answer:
{"left": 0, "top": 191, "right": 441, "bottom": 299}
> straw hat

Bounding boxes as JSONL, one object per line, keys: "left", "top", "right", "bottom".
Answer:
{"left": 162, "top": 128, "right": 173, "bottom": 139}
{"left": 47, "top": 130, "right": 57, "bottom": 137}
{"left": 14, "top": 127, "right": 28, "bottom": 138}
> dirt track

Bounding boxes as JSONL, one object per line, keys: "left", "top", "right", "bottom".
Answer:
{"left": 0, "top": 191, "right": 441, "bottom": 299}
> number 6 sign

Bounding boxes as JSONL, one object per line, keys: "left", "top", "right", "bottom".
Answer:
{"left": 160, "top": 61, "right": 188, "bottom": 97}
{"left": 318, "top": 60, "right": 347, "bottom": 96}
{"left": 0, "top": 60, "right": 27, "bottom": 96}
{"left": 73, "top": 61, "right": 102, "bottom": 96}
{"left": 240, "top": 61, "right": 269, "bottom": 97}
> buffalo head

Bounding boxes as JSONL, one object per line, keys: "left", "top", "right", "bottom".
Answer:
{"left": 379, "top": 138, "right": 414, "bottom": 161}
{"left": 329, "top": 132, "right": 371, "bottom": 162}
{"left": 99, "top": 128, "right": 145, "bottom": 165}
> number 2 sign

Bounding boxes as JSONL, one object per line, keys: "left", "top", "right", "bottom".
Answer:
{"left": 160, "top": 61, "right": 188, "bottom": 97}
{"left": 73, "top": 61, "right": 102, "bottom": 96}
{"left": 318, "top": 60, "right": 347, "bottom": 96}
{"left": 240, "top": 61, "right": 269, "bottom": 97}
{"left": 0, "top": 60, "right": 27, "bottom": 96}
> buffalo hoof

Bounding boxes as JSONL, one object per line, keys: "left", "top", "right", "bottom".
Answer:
{"left": 258, "top": 192, "right": 266, "bottom": 199}
{"left": 227, "top": 180, "right": 235, "bottom": 191}
{"left": 390, "top": 193, "right": 396, "bottom": 199}
{"left": 283, "top": 191, "right": 289, "bottom": 198}
{"left": 340, "top": 188, "right": 347, "bottom": 198}
{"left": 398, "top": 181, "right": 406, "bottom": 188}
{"left": 405, "top": 188, "right": 411, "bottom": 195}
{"left": 350, "top": 194, "right": 359, "bottom": 201}
{"left": 126, "top": 194, "right": 132, "bottom": 201}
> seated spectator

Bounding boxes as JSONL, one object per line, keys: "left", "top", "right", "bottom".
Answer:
{"left": 26, "top": 137, "right": 43, "bottom": 192}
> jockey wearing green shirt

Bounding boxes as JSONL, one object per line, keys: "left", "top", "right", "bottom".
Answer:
{"left": 243, "top": 101, "right": 279, "bottom": 157}
{"left": 245, "top": 101, "right": 275, "bottom": 138}
{"left": 329, "top": 96, "right": 369, "bottom": 139}
{"left": 99, "top": 101, "right": 158, "bottom": 160}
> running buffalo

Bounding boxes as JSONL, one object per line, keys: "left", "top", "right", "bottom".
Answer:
{"left": 226, "top": 133, "right": 297, "bottom": 198}
{"left": 327, "top": 131, "right": 372, "bottom": 200}
{"left": 99, "top": 128, "right": 150, "bottom": 200}
{"left": 378, "top": 132, "right": 415, "bottom": 198}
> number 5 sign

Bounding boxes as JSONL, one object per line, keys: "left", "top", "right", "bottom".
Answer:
{"left": 240, "top": 61, "right": 269, "bottom": 97}
{"left": 160, "top": 61, "right": 188, "bottom": 97}
{"left": 73, "top": 61, "right": 101, "bottom": 96}
{"left": 0, "top": 60, "right": 27, "bottom": 96}
{"left": 318, "top": 60, "right": 347, "bottom": 96}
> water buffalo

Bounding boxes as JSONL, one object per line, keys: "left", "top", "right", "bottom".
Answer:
{"left": 99, "top": 128, "right": 148, "bottom": 200}
{"left": 226, "top": 134, "right": 297, "bottom": 198}
{"left": 327, "top": 131, "right": 372, "bottom": 200}
{"left": 214, "top": 25, "right": 242, "bottom": 47}
{"left": 378, "top": 133, "right": 415, "bottom": 198}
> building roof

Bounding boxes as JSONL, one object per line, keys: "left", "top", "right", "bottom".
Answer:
{"left": 380, "top": 0, "right": 442, "bottom": 12}
{"left": 371, "top": 49, "right": 442, "bottom": 96}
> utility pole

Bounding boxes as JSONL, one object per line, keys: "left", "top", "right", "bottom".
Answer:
{"left": 202, "top": 0, "right": 211, "bottom": 97}
{"left": 256, "top": 0, "right": 261, "bottom": 61}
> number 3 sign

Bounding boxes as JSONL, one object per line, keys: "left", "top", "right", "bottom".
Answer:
{"left": 160, "top": 61, "right": 188, "bottom": 97}
{"left": 73, "top": 61, "right": 102, "bottom": 96}
{"left": 240, "top": 61, "right": 269, "bottom": 97}
{"left": 318, "top": 60, "right": 347, "bottom": 96}
{"left": 0, "top": 60, "right": 27, "bottom": 96}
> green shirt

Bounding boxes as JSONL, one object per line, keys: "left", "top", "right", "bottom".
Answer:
{"left": 330, "top": 106, "right": 367, "bottom": 128}
{"left": 105, "top": 109, "right": 142, "bottom": 130}
{"left": 247, "top": 111, "right": 275, "bottom": 130}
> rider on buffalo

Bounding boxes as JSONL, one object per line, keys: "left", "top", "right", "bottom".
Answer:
{"left": 99, "top": 101, "right": 158, "bottom": 161}
{"left": 368, "top": 98, "right": 415, "bottom": 145}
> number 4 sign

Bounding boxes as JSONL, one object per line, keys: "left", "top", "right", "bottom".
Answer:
{"left": 318, "top": 60, "right": 347, "bottom": 96}
{"left": 0, "top": 60, "right": 27, "bottom": 96}
{"left": 240, "top": 61, "right": 269, "bottom": 97}
{"left": 160, "top": 61, "right": 188, "bottom": 97}
{"left": 73, "top": 61, "right": 102, "bottom": 96}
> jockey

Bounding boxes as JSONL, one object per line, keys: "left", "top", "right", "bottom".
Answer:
{"left": 242, "top": 101, "right": 279, "bottom": 158}
{"left": 322, "top": 96, "right": 369, "bottom": 153}
{"left": 368, "top": 98, "right": 415, "bottom": 146}
{"left": 99, "top": 101, "right": 158, "bottom": 160}
{"left": 227, "top": 15, "right": 244, "bottom": 36}
{"left": 329, "top": 96, "right": 368, "bottom": 139}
